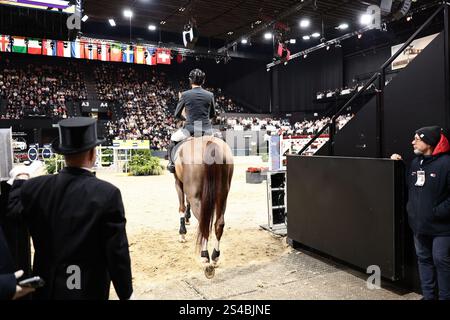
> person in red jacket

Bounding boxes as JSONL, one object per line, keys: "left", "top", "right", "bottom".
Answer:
{"left": 392, "top": 126, "right": 450, "bottom": 300}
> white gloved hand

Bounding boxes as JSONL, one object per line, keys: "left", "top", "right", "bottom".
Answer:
{"left": 7, "top": 160, "right": 44, "bottom": 185}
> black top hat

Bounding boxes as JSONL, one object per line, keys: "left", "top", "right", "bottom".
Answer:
{"left": 52, "top": 117, "right": 105, "bottom": 155}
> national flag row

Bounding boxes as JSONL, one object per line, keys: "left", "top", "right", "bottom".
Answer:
{"left": 0, "top": 35, "right": 173, "bottom": 65}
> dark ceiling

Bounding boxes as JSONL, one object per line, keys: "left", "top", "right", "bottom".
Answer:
{"left": 84, "top": 0, "right": 414, "bottom": 42}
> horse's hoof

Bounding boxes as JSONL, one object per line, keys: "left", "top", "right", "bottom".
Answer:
{"left": 185, "top": 219, "right": 190, "bottom": 225}
{"left": 179, "top": 235, "right": 186, "bottom": 243}
{"left": 204, "top": 265, "right": 215, "bottom": 279}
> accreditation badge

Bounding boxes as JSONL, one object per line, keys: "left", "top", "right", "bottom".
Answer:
{"left": 415, "top": 170, "right": 426, "bottom": 187}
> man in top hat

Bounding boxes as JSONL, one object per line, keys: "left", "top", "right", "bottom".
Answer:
{"left": 166, "top": 69, "right": 217, "bottom": 173}
{"left": 392, "top": 126, "right": 450, "bottom": 300}
{"left": 6, "top": 117, "right": 133, "bottom": 300}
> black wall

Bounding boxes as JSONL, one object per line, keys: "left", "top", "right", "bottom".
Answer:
{"left": 287, "top": 156, "right": 406, "bottom": 281}
{"left": 273, "top": 48, "right": 344, "bottom": 113}
{"left": 165, "top": 57, "right": 271, "bottom": 113}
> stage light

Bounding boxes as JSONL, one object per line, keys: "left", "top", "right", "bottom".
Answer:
{"left": 326, "top": 45, "right": 330, "bottom": 51}
{"left": 284, "top": 61, "right": 288, "bottom": 66}
{"left": 148, "top": 24, "right": 157, "bottom": 31}
{"left": 336, "top": 23, "right": 349, "bottom": 30}
{"left": 227, "top": 31, "right": 234, "bottom": 35}
{"left": 123, "top": 9, "right": 133, "bottom": 18}
{"left": 160, "top": 20, "right": 166, "bottom": 25}
{"left": 406, "top": 14, "right": 413, "bottom": 22}
{"left": 357, "top": 33, "right": 362, "bottom": 39}
{"left": 311, "top": 32, "right": 320, "bottom": 38}
{"left": 81, "top": 15, "right": 89, "bottom": 22}
{"left": 289, "top": 39, "right": 296, "bottom": 44}
{"left": 255, "top": 20, "right": 262, "bottom": 25}
{"left": 264, "top": 32, "right": 273, "bottom": 40}
{"left": 179, "top": 7, "right": 186, "bottom": 12}
{"left": 335, "top": 41, "right": 342, "bottom": 48}
{"left": 109, "top": 19, "right": 116, "bottom": 26}
{"left": 241, "top": 38, "right": 248, "bottom": 44}
{"left": 302, "top": 35, "right": 310, "bottom": 40}
{"left": 360, "top": 14, "right": 371, "bottom": 25}
{"left": 300, "top": 19, "right": 310, "bottom": 28}
{"left": 303, "top": 54, "right": 307, "bottom": 59}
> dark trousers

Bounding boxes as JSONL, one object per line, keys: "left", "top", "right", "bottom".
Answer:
{"left": 414, "top": 234, "right": 450, "bottom": 300}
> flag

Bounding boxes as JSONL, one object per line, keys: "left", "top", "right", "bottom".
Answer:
{"left": 145, "top": 47, "right": 157, "bottom": 65}
{"left": 11, "top": 36, "right": 27, "bottom": 53}
{"left": 84, "top": 42, "right": 98, "bottom": 60}
{"left": 42, "top": 39, "right": 57, "bottom": 56}
{"left": 70, "top": 40, "right": 85, "bottom": 59}
{"left": 156, "top": 48, "right": 171, "bottom": 65}
{"left": 0, "top": 35, "right": 11, "bottom": 52}
{"left": 56, "top": 40, "right": 71, "bottom": 58}
{"left": 98, "top": 42, "right": 110, "bottom": 62}
{"left": 110, "top": 43, "right": 122, "bottom": 62}
{"left": 134, "top": 46, "right": 146, "bottom": 64}
{"left": 27, "top": 38, "right": 42, "bottom": 55}
{"left": 122, "top": 45, "right": 134, "bottom": 63}
{"left": 176, "top": 54, "right": 184, "bottom": 64}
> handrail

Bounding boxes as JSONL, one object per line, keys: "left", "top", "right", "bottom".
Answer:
{"left": 297, "top": 3, "right": 446, "bottom": 156}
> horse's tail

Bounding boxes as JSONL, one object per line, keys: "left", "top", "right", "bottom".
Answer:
{"left": 197, "top": 141, "right": 223, "bottom": 249}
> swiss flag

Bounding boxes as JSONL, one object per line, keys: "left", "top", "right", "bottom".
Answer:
{"left": 157, "top": 48, "right": 171, "bottom": 65}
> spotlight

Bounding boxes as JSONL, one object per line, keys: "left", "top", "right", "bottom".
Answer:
{"left": 241, "top": 38, "right": 248, "bottom": 44}
{"left": 360, "top": 14, "right": 371, "bottom": 25}
{"left": 406, "top": 14, "right": 413, "bottom": 22}
{"left": 123, "top": 9, "right": 133, "bottom": 18}
{"left": 227, "top": 31, "right": 234, "bottom": 35}
{"left": 303, "top": 54, "right": 307, "bottom": 58}
{"left": 284, "top": 61, "right": 288, "bottom": 66}
{"left": 289, "top": 39, "right": 296, "bottom": 44}
{"left": 266, "top": 68, "right": 270, "bottom": 72}
{"left": 148, "top": 24, "right": 157, "bottom": 31}
{"left": 326, "top": 45, "right": 330, "bottom": 51}
{"left": 336, "top": 23, "right": 349, "bottom": 30}
{"left": 311, "top": 32, "right": 320, "bottom": 38}
{"left": 109, "top": 19, "right": 116, "bottom": 27}
{"left": 302, "top": 35, "right": 310, "bottom": 40}
{"left": 300, "top": 19, "right": 310, "bottom": 28}
{"left": 81, "top": 15, "right": 89, "bottom": 22}
{"left": 357, "top": 33, "right": 362, "bottom": 39}
{"left": 255, "top": 20, "right": 262, "bottom": 25}
{"left": 160, "top": 20, "right": 166, "bottom": 25}
{"left": 264, "top": 32, "right": 273, "bottom": 40}
{"left": 179, "top": 7, "right": 186, "bottom": 12}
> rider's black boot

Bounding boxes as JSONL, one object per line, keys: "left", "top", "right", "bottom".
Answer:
{"left": 166, "top": 141, "right": 176, "bottom": 174}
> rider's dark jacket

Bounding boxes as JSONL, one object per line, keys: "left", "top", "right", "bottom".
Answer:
{"left": 174, "top": 87, "right": 216, "bottom": 134}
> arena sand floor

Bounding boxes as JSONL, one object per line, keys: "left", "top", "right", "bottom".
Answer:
{"left": 96, "top": 156, "right": 421, "bottom": 300}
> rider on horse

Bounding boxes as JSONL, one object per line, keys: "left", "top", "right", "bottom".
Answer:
{"left": 167, "top": 69, "right": 217, "bottom": 173}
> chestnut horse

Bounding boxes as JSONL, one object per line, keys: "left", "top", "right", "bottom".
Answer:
{"left": 174, "top": 136, "right": 234, "bottom": 278}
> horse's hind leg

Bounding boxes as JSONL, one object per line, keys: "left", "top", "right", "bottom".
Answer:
{"left": 212, "top": 198, "right": 227, "bottom": 267}
{"left": 185, "top": 200, "right": 191, "bottom": 225}
{"left": 175, "top": 178, "right": 187, "bottom": 243}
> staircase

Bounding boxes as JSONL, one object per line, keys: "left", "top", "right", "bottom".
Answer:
{"left": 300, "top": 3, "right": 450, "bottom": 164}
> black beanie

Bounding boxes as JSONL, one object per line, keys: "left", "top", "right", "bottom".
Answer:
{"left": 415, "top": 126, "right": 442, "bottom": 147}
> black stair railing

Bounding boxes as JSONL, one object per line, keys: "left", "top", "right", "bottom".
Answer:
{"left": 297, "top": 2, "right": 448, "bottom": 157}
